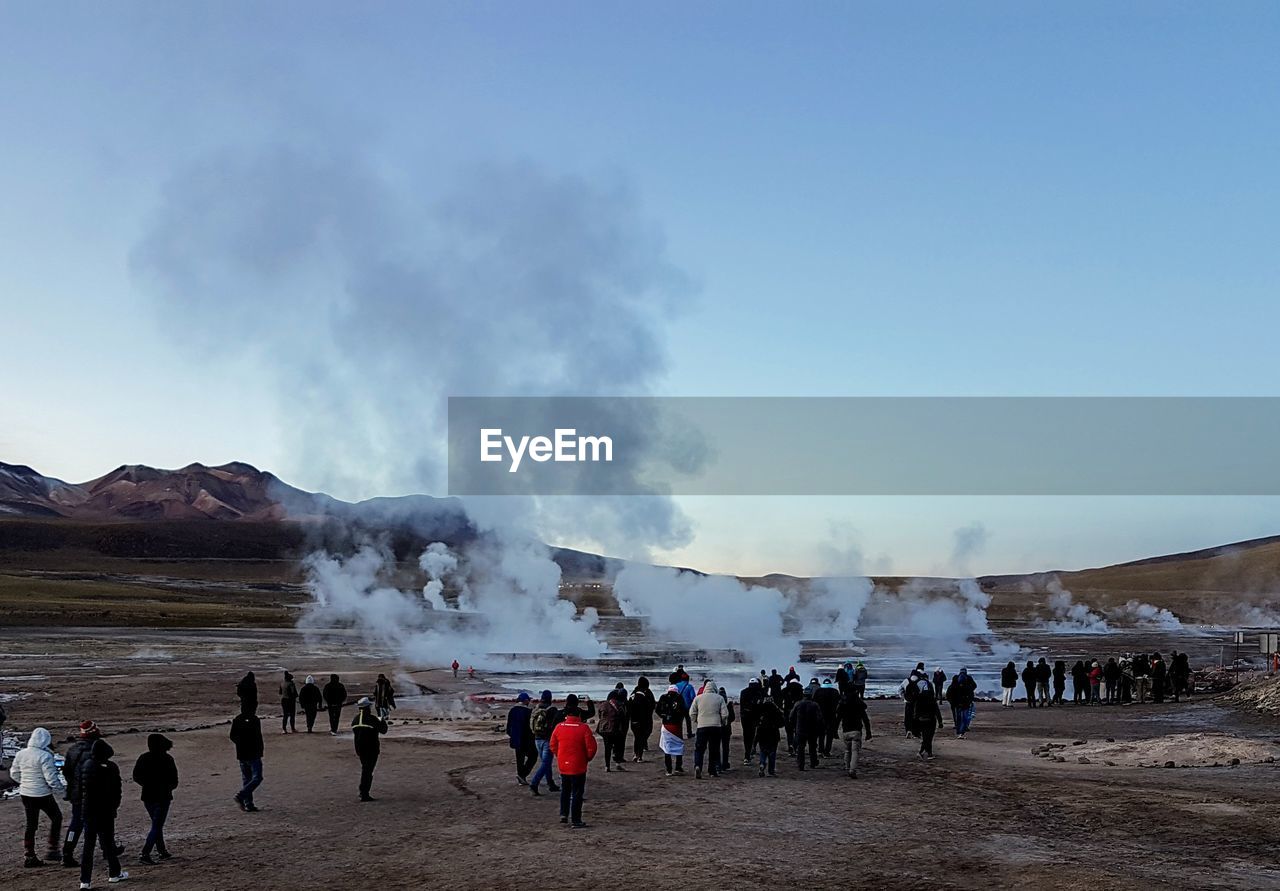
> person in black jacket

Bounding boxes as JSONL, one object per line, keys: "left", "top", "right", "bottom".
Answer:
{"left": 1021, "top": 661, "right": 1038, "bottom": 708}
{"left": 738, "top": 677, "right": 764, "bottom": 764}
{"left": 229, "top": 706, "right": 264, "bottom": 812}
{"left": 946, "top": 669, "right": 977, "bottom": 738}
{"left": 913, "top": 678, "right": 944, "bottom": 760}
{"left": 718, "top": 687, "right": 736, "bottom": 772}
{"left": 628, "top": 677, "right": 657, "bottom": 763}
{"left": 814, "top": 680, "right": 841, "bottom": 756}
{"left": 351, "top": 697, "right": 389, "bottom": 801}
{"left": 753, "top": 695, "right": 785, "bottom": 777}
{"left": 788, "top": 688, "right": 825, "bottom": 770}
{"left": 323, "top": 674, "right": 348, "bottom": 736}
{"left": 782, "top": 679, "right": 805, "bottom": 753}
{"left": 836, "top": 690, "right": 872, "bottom": 778}
{"left": 78, "top": 739, "right": 126, "bottom": 887}
{"left": 1103, "top": 657, "right": 1121, "bottom": 703}
{"left": 60, "top": 719, "right": 101, "bottom": 867}
{"left": 236, "top": 671, "right": 258, "bottom": 714}
{"left": 1034, "top": 658, "right": 1052, "bottom": 707}
{"left": 1151, "top": 652, "right": 1168, "bottom": 703}
{"left": 1000, "top": 661, "right": 1018, "bottom": 708}
{"left": 279, "top": 671, "right": 298, "bottom": 733}
{"left": 1051, "top": 660, "right": 1066, "bottom": 705}
{"left": 1071, "top": 660, "right": 1089, "bottom": 704}
{"left": 298, "top": 675, "right": 324, "bottom": 732}
{"left": 505, "top": 692, "right": 538, "bottom": 782}
{"left": 132, "top": 733, "right": 178, "bottom": 863}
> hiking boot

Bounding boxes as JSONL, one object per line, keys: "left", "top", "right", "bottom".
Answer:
{"left": 139, "top": 854, "right": 156, "bottom": 865}
{"left": 108, "top": 872, "right": 130, "bottom": 884}
{"left": 547, "top": 783, "right": 560, "bottom": 792}
{"left": 530, "top": 785, "right": 541, "bottom": 796}
{"left": 157, "top": 852, "right": 172, "bottom": 861}
{"left": 665, "top": 770, "right": 673, "bottom": 777}
{"left": 848, "top": 770, "right": 858, "bottom": 779}
{"left": 516, "top": 776, "right": 528, "bottom": 786}
{"left": 234, "top": 794, "right": 247, "bottom": 812}
{"left": 767, "top": 770, "right": 777, "bottom": 778}
{"left": 613, "top": 764, "right": 626, "bottom": 772}
{"left": 674, "top": 767, "right": 684, "bottom": 775}
{"left": 244, "top": 804, "right": 259, "bottom": 812}
{"left": 560, "top": 816, "right": 568, "bottom": 824}
{"left": 24, "top": 854, "right": 45, "bottom": 868}
{"left": 570, "top": 822, "right": 588, "bottom": 829}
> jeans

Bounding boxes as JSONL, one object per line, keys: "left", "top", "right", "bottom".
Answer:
{"left": 1036, "top": 681, "right": 1050, "bottom": 705}
{"left": 21, "top": 795, "right": 61, "bottom": 856}
{"left": 1091, "top": 682, "right": 1102, "bottom": 703}
{"left": 758, "top": 742, "right": 777, "bottom": 774}
{"left": 720, "top": 727, "right": 732, "bottom": 769}
{"left": 559, "top": 773, "right": 586, "bottom": 824}
{"left": 841, "top": 730, "right": 863, "bottom": 774}
{"left": 80, "top": 817, "right": 121, "bottom": 884}
{"left": 953, "top": 706, "right": 973, "bottom": 735}
{"left": 142, "top": 800, "right": 170, "bottom": 856}
{"left": 1105, "top": 679, "right": 1118, "bottom": 703}
{"left": 64, "top": 797, "right": 84, "bottom": 854}
{"left": 237, "top": 758, "right": 263, "bottom": 806}
{"left": 694, "top": 727, "right": 720, "bottom": 774}
{"left": 530, "top": 739, "right": 557, "bottom": 789}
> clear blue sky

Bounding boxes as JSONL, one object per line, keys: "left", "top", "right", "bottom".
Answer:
{"left": 3, "top": 3, "right": 1279, "bottom": 575}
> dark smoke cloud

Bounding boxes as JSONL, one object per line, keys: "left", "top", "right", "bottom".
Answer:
{"left": 130, "top": 147, "right": 697, "bottom": 554}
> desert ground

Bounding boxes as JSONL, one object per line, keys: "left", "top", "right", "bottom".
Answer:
{"left": 3, "top": 627, "right": 1279, "bottom": 891}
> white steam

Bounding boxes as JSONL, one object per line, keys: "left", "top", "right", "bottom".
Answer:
{"left": 1109, "top": 599, "right": 1183, "bottom": 630}
{"left": 1042, "top": 578, "right": 1111, "bottom": 633}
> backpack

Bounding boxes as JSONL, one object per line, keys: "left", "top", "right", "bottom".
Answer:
{"left": 596, "top": 701, "right": 618, "bottom": 735}
{"left": 903, "top": 676, "right": 920, "bottom": 702}
{"left": 531, "top": 705, "right": 552, "bottom": 738}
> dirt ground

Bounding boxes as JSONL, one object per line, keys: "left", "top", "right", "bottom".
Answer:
{"left": 3, "top": 628, "right": 1280, "bottom": 891}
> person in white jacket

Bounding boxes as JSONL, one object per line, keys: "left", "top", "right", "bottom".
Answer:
{"left": 688, "top": 679, "right": 728, "bottom": 779}
{"left": 9, "top": 726, "right": 66, "bottom": 868}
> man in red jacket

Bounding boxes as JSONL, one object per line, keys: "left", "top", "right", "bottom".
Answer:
{"left": 548, "top": 694, "right": 597, "bottom": 828}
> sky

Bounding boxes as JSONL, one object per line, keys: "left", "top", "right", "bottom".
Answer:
{"left": 3, "top": 3, "right": 1279, "bottom": 576}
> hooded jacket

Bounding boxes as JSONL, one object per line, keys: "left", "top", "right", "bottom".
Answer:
{"left": 505, "top": 702, "right": 535, "bottom": 750}
{"left": 237, "top": 672, "right": 258, "bottom": 711}
{"left": 351, "top": 706, "right": 389, "bottom": 756}
{"left": 628, "top": 681, "right": 656, "bottom": 727}
{"left": 298, "top": 679, "right": 324, "bottom": 711}
{"left": 549, "top": 714, "right": 598, "bottom": 775}
{"left": 9, "top": 727, "right": 66, "bottom": 797}
{"left": 132, "top": 734, "right": 179, "bottom": 803}
{"left": 323, "top": 675, "right": 348, "bottom": 707}
{"left": 62, "top": 735, "right": 97, "bottom": 801}
{"left": 78, "top": 739, "right": 122, "bottom": 821}
{"left": 788, "top": 696, "right": 826, "bottom": 738}
{"left": 229, "top": 712, "right": 265, "bottom": 761}
{"left": 689, "top": 684, "right": 729, "bottom": 730}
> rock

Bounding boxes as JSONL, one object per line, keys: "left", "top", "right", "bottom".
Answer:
{"left": 1053, "top": 756, "right": 1066, "bottom": 763}
{"left": 1077, "top": 756, "right": 1091, "bottom": 764}
{"left": 1163, "top": 761, "right": 1176, "bottom": 768}
{"left": 1104, "top": 761, "right": 1117, "bottom": 767}
{"left": 1072, "top": 739, "right": 1086, "bottom": 746}
{"left": 1105, "top": 737, "right": 1115, "bottom": 743}
{"left": 1230, "top": 758, "right": 1240, "bottom": 766}
{"left": 1266, "top": 756, "right": 1275, "bottom": 764}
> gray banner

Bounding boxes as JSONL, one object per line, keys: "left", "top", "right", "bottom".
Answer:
{"left": 447, "top": 396, "right": 1280, "bottom": 496}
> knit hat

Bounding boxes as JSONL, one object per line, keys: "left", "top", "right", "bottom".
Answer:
{"left": 516, "top": 691, "right": 530, "bottom": 702}
{"left": 79, "top": 720, "right": 100, "bottom": 739}
{"left": 305, "top": 675, "right": 315, "bottom": 684}
{"left": 564, "top": 693, "right": 580, "bottom": 711}
{"left": 540, "top": 690, "right": 553, "bottom": 703}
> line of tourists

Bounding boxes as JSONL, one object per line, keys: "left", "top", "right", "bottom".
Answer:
{"left": 999, "top": 651, "right": 1193, "bottom": 708}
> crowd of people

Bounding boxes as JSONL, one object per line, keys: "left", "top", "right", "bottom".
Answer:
{"left": 999, "top": 651, "right": 1194, "bottom": 708}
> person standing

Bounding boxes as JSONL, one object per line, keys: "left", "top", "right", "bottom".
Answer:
{"left": 1151, "top": 653, "right": 1168, "bottom": 703}
{"left": 1170, "top": 651, "right": 1190, "bottom": 702}
{"left": 902, "top": 663, "right": 926, "bottom": 734}
{"left": 505, "top": 692, "right": 538, "bottom": 784}
{"left": 1071, "top": 660, "right": 1089, "bottom": 704}
{"left": 1103, "top": 657, "right": 1121, "bottom": 703}
{"left": 783, "top": 678, "right": 805, "bottom": 753}
{"left": 351, "top": 697, "right": 389, "bottom": 802}
{"left": 323, "top": 674, "right": 348, "bottom": 736}
{"left": 754, "top": 694, "right": 786, "bottom": 777}
{"left": 788, "top": 687, "right": 825, "bottom": 771}
{"left": 132, "top": 733, "right": 178, "bottom": 864}
{"left": 914, "top": 677, "right": 943, "bottom": 761}
{"left": 1034, "top": 658, "right": 1052, "bottom": 707}
{"left": 628, "top": 677, "right": 656, "bottom": 763}
{"left": 596, "top": 688, "right": 628, "bottom": 773}
{"left": 1051, "top": 661, "right": 1067, "bottom": 706}
{"left": 229, "top": 705, "right": 264, "bottom": 812}
{"left": 836, "top": 689, "right": 872, "bottom": 779}
{"left": 738, "top": 677, "right": 764, "bottom": 765}
{"left": 549, "top": 694, "right": 597, "bottom": 828}
{"left": 946, "top": 668, "right": 977, "bottom": 738}
{"left": 674, "top": 674, "right": 696, "bottom": 738}
{"left": 528, "top": 691, "right": 562, "bottom": 796}
{"left": 236, "top": 671, "right": 258, "bottom": 715}
{"left": 1089, "top": 660, "right": 1104, "bottom": 703}
{"left": 298, "top": 676, "right": 324, "bottom": 733}
{"left": 689, "top": 679, "right": 728, "bottom": 779}
{"left": 374, "top": 673, "right": 397, "bottom": 721}
{"left": 718, "top": 687, "right": 736, "bottom": 772}
{"left": 1000, "top": 662, "right": 1018, "bottom": 708}
{"left": 850, "top": 662, "right": 869, "bottom": 699}
{"left": 1021, "top": 661, "right": 1038, "bottom": 707}
{"left": 279, "top": 671, "right": 298, "bottom": 734}
{"left": 931, "top": 667, "right": 947, "bottom": 706}
{"left": 814, "top": 679, "right": 841, "bottom": 757}
{"left": 451, "top": 659, "right": 460, "bottom": 679}
{"left": 655, "top": 685, "right": 687, "bottom": 776}
{"left": 78, "top": 738, "right": 127, "bottom": 888}
{"left": 10, "top": 726, "right": 65, "bottom": 868}
{"left": 60, "top": 720, "right": 100, "bottom": 867}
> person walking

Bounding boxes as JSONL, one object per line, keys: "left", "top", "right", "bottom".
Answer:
{"left": 1000, "top": 661, "right": 1018, "bottom": 708}
{"left": 850, "top": 662, "right": 869, "bottom": 699}
{"left": 788, "top": 687, "right": 826, "bottom": 771}
{"left": 674, "top": 674, "right": 696, "bottom": 738}
{"left": 656, "top": 685, "right": 687, "bottom": 776}
{"left": 754, "top": 694, "right": 786, "bottom": 777}
{"left": 902, "top": 663, "right": 926, "bottom": 734}
{"left": 351, "top": 697, "right": 389, "bottom": 802}
{"left": 814, "top": 679, "right": 841, "bottom": 757}
{"left": 931, "top": 667, "right": 947, "bottom": 705}
{"left": 373, "top": 673, "right": 397, "bottom": 721}
{"left": 229, "top": 705, "right": 264, "bottom": 812}
{"left": 718, "top": 687, "right": 736, "bottom": 772}
{"left": 451, "top": 659, "right": 460, "bottom": 679}
{"left": 913, "top": 677, "right": 944, "bottom": 761}
{"left": 279, "top": 671, "right": 298, "bottom": 734}
{"left": 236, "top": 671, "right": 258, "bottom": 714}
{"left": 1021, "top": 661, "right": 1038, "bottom": 708}
{"left": 689, "top": 679, "right": 728, "bottom": 779}
{"left": 298, "top": 676, "right": 323, "bottom": 733}
{"left": 628, "top": 677, "right": 656, "bottom": 763}
{"left": 946, "top": 668, "right": 977, "bottom": 738}
{"left": 504, "top": 691, "right": 538, "bottom": 784}
{"left": 10, "top": 726, "right": 65, "bottom": 868}
{"left": 836, "top": 689, "right": 872, "bottom": 779}
{"left": 549, "top": 694, "right": 597, "bottom": 828}
{"left": 322, "top": 674, "right": 347, "bottom": 736}
{"left": 131, "top": 734, "right": 178, "bottom": 864}
{"left": 60, "top": 720, "right": 101, "bottom": 867}
{"left": 77, "top": 738, "right": 127, "bottom": 888}
{"left": 782, "top": 678, "right": 805, "bottom": 752}
{"left": 738, "top": 677, "right": 764, "bottom": 765}
{"left": 596, "top": 687, "right": 629, "bottom": 773}
{"left": 528, "top": 691, "right": 562, "bottom": 796}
